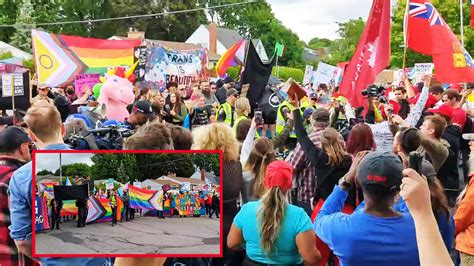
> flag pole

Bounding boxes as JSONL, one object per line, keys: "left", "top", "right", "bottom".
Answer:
{"left": 59, "top": 153, "right": 63, "bottom": 184}
{"left": 402, "top": 0, "right": 410, "bottom": 73}
{"left": 460, "top": 0, "right": 467, "bottom": 89}
{"left": 460, "top": 0, "right": 465, "bottom": 47}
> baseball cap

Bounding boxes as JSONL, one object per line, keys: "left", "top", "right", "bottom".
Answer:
{"left": 133, "top": 101, "right": 154, "bottom": 117}
{"left": 409, "top": 93, "right": 439, "bottom": 108}
{"left": 303, "top": 108, "right": 314, "bottom": 119}
{"left": 226, "top": 88, "right": 239, "bottom": 97}
{"left": 0, "top": 116, "right": 14, "bottom": 126}
{"left": 312, "top": 108, "right": 330, "bottom": 122}
{"left": 357, "top": 151, "right": 403, "bottom": 190}
{"left": 428, "top": 103, "right": 454, "bottom": 118}
{"left": 0, "top": 126, "right": 31, "bottom": 153}
{"left": 309, "top": 92, "right": 318, "bottom": 99}
{"left": 264, "top": 160, "right": 293, "bottom": 193}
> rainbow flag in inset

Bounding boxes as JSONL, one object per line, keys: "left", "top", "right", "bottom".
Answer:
{"left": 40, "top": 182, "right": 58, "bottom": 199}
{"left": 60, "top": 200, "right": 78, "bottom": 216}
{"left": 215, "top": 39, "right": 246, "bottom": 78}
{"left": 31, "top": 29, "right": 141, "bottom": 87}
{"left": 129, "top": 185, "right": 155, "bottom": 210}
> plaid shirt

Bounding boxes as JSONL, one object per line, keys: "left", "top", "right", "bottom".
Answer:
{"left": 0, "top": 157, "right": 37, "bottom": 266}
{"left": 290, "top": 128, "right": 324, "bottom": 205}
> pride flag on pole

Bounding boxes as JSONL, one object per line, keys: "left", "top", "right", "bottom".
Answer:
{"left": 215, "top": 39, "right": 246, "bottom": 78}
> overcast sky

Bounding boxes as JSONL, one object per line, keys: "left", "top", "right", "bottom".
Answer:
{"left": 35, "top": 153, "right": 93, "bottom": 173}
{"left": 267, "top": 0, "right": 376, "bottom": 42}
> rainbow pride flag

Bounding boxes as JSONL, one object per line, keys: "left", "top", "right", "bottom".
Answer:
{"left": 215, "top": 39, "right": 246, "bottom": 78}
{"left": 31, "top": 29, "right": 141, "bottom": 87}
{"left": 60, "top": 200, "right": 78, "bottom": 216}
{"left": 129, "top": 185, "right": 155, "bottom": 210}
{"left": 40, "top": 182, "right": 58, "bottom": 199}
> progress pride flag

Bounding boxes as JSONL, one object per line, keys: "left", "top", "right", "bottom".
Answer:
{"left": 339, "top": 0, "right": 391, "bottom": 109}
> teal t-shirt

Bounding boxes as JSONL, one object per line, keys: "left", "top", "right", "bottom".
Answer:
{"left": 233, "top": 200, "right": 312, "bottom": 264}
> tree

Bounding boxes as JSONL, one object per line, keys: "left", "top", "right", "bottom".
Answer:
{"left": 57, "top": 163, "right": 91, "bottom": 178}
{"left": 204, "top": 0, "right": 304, "bottom": 67}
{"left": 308, "top": 37, "right": 333, "bottom": 50}
{"left": 37, "top": 169, "right": 53, "bottom": 176}
{"left": 192, "top": 153, "right": 220, "bottom": 176}
{"left": 9, "top": 0, "right": 34, "bottom": 53}
{"left": 0, "top": 0, "right": 20, "bottom": 43}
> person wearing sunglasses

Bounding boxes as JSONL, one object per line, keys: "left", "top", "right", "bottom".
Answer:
{"left": 0, "top": 126, "right": 33, "bottom": 265}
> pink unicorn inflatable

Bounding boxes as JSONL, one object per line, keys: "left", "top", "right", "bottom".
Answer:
{"left": 97, "top": 67, "right": 136, "bottom": 122}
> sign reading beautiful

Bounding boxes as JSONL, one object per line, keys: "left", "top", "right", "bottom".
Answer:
{"left": 144, "top": 45, "right": 207, "bottom": 88}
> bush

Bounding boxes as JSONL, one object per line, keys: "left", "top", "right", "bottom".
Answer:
{"left": 272, "top": 66, "right": 304, "bottom": 82}
{"left": 225, "top": 66, "right": 304, "bottom": 83}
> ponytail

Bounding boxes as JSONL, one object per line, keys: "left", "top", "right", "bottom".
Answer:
{"left": 252, "top": 155, "right": 273, "bottom": 198}
{"left": 257, "top": 187, "right": 287, "bottom": 256}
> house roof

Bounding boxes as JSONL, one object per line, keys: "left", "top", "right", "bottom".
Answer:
{"left": 145, "top": 39, "right": 202, "bottom": 51}
{"left": 0, "top": 41, "right": 32, "bottom": 60}
{"left": 159, "top": 176, "right": 206, "bottom": 186}
{"left": 203, "top": 25, "right": 242, "bottom": 48}
{"left": 151, "top": 179, "right": 181, "bottom": 186}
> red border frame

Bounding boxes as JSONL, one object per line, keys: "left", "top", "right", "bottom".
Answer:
{"left": 32, "top": 149, "right": 224, "bottom": 258}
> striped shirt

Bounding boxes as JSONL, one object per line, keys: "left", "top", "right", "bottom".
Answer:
{"left": 290, "top": 128, "right": 324, "bottom": 205}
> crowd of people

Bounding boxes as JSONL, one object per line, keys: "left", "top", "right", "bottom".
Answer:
{"left": 0, "top": 72, "right": 473, "bottom": 266}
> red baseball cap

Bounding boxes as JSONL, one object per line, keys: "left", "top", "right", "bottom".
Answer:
{"left": 264, "top": 161, "right": 293, "bottom": 193}
{"left": 428, "top": 103, "right": 454, "bottom": 118}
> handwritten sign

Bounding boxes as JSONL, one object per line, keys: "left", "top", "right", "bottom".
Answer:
{"left": 303, "top": 65, "right": 314, "bottom": 85}
{"left": 312, "top": 62, "right": 342, "bottom": 88}
{"left": 134, "top": 46, "right": 147, "bottom": 82}
{"left": 74, "top": 74, "right": 100, "bottom": 94}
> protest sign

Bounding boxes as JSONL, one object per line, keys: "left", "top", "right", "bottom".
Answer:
{"left": 303, "top": 65, "right": 314, "bottom": 85}
{"left": 74, "top": 74, "right": 101, "bottom": 94}
{"left": 375, "top": 70, "right": 394, "bottom": 84}
{"left": 35, "top": 196, "right": 50, "bottom": 231}
{"left": 312, "top": 62, "right": 342, "bottom": 88}
{"left": 53, "top": 184, "right": 89, "bottom": 201}
{"left": 181, "top": 182, "right": 191, "bottom": 192}
{"left": 106, "top": 178, "right": 115, "bottom": 190}
{"left": 1, "top": 73, "right": 24, "bottom": 97}
{"left": 134, "top": 46, "right": 147, "bottom": 82}
{"left": 412, "top": 63, "right": 434, "bottom": 83}
{"left": 144, "top": 45, "right": 207, "bottom": 88}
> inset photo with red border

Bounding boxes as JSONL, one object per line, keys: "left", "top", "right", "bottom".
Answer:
{"left": 32, "top": 150, "right": 223, "bottom": 258}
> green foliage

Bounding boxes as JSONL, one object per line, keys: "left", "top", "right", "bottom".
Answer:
{"left": 272, "top": 66, "right": 304, "bottom": 82}
{"left": 36, "top": 169, "right": 53, "bottom": 176}
{"left": 0, "top": 52, "right": 14, "bottom": 60}
{"left": 205, "top": 0, "right": 304, "bottom": 67}
{"left": 9, "top": 0, "right": 34, "bottom": 53}
{"left": 90, "top": 153, "right": 196, "bottom": 182}
{"left": 192, "top": 153, "right": 220, "bottom": 175}
{"left": 55, "top": 163, "right": 91, "bottom": 178}
{"left": 308, "top": 37, "right": 332, "bottom": 50}
{"left": 226, "top": 66, "right": 240, "bottom": 81}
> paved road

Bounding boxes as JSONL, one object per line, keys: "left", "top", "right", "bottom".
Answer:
{"left": 35, "top": 216, "right": 220, "bottom": 255}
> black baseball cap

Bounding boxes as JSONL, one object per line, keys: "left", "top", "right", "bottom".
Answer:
{"left": 312, "top": 108, "right": 330, "bottom": 122}
{"left": 0, "top": 116, "right": 14, "bottom": 126}
{"left": 0, "top": 126, "right": 30, "bottom": 153}
{"left": 357, "top": 151, "right": 403, "bottom": 190}
{"left": 133, "top": 101, "right": 154, "bottom": 118}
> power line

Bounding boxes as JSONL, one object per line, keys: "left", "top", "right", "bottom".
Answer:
{"left": 0, "top": 1, "right": 256, "bottom": 28}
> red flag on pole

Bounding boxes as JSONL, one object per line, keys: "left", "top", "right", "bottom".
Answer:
{"left": 406, "top": 0, "right": 474, "bottom": 83}
{"left": 471, "top": 0, "right": 474, "bottom": 27}
{"left": 339, "top": 0, "right": 391, "bottom": 109}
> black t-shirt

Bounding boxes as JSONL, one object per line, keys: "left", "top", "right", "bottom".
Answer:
{"left": 191, "top": 107, "right": 211, "bottom": 127}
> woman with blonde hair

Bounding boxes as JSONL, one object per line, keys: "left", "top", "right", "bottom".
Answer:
{"left": 228, "top": 160, "right": 321, "bottom": 265}
{"left": 192, "top": 123, "right": 243, "bottom": 265}
{"left": 233, "top": 97, "right": 251, "bottom": 129}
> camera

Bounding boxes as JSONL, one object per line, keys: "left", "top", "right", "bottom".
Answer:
{"left": 361, "top": 85, "right": 387, "bottom": 103}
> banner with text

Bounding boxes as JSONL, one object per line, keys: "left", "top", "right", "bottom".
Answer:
{"left": 144, "top": 45, "right": 207, "bottom": 89}
{"left": 74, "top": 73, "right": 101, "bottom": 94}
{"left": 312, "top": 62, "right": 342, "bottom": 88}
{"left": 35, "top": 196, "right": 50, "bottom": 231}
